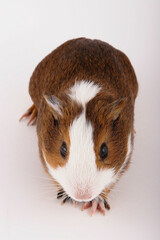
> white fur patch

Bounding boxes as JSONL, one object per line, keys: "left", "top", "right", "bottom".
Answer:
{"left": 42, "top": 80, "right": 117, "bottom": 202}
{"left": 42, "top": 132, "right": 132, "bottom": 202}
{"left": 42, "top": 111, "right": 115, "bottom": 202}
{"left": 68, "top": 80, "right": 101, "bottom": 107}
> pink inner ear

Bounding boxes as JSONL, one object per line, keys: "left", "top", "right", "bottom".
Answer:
{"left": 44, "top": 95, "right": 63, "bottom": 119}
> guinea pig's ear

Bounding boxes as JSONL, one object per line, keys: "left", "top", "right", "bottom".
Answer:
{"left": 44, "top": 95, "right": 63, "bottom": 120}
{"left": 109, "top": 97, "right": 127, "bottom": 121}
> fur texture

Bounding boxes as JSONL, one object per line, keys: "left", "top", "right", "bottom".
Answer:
{"left": 68, "top": 80, "right": 101, "bottom": 107}
{"left": 27, "top": 38, "right": 138, "bottom": 203}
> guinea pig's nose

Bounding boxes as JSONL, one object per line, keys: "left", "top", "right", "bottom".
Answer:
{"left": 75, "top": 192, "right": 92, "bottom": 201}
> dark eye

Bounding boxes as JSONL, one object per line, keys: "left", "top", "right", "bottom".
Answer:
{"left": 60, "top": 141, "right": 67, "bottom": 158}
{"left": 100, "top": 143, "right": 108, "bottom": 160}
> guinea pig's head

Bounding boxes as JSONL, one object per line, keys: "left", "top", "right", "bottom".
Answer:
{"left": 38, "top": 81, "right": 133, "bottom": 202}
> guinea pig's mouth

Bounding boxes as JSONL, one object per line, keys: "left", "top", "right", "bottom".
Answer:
{"left": 57, "top": 188, "right": 94, "bottom": 203}
{"left": 57, "top": 188, "right": 106, "bottom": 204}
{"left": 71, "top": 196, "right": 94, "bottom": 203}
{"left": 56, "top": 188, "right": 110, "bottom": 213}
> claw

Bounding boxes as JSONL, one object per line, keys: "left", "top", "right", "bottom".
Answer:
{"left": 82, "top": 197, "right": 110, "bottom": 216}
{"left": 82, "top": 201, "right": 92, "bottom": 211}
{"left": 104, "top": 199, "right": 110, "bottom": 210}
{"left": 19, "top": 104, "right": 38, "bottom": 126}
{"left": 57, "top": 189, "right": 71, "bottom": 205}
{"left": 90, "top": 199, "right": 98, "bottom": 216}
{"left": 73, "top": 200, "right": 77, "bottom": 207}
{"left": 56, "top": 189, "right": 110, "bottom": 216}
{"left": 97, "top": 201, "right": 106, "bottom": 215}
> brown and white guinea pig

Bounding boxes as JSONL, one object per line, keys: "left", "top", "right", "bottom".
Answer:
{"left": 20, "top": 38, "right": 138, "bottom": 215}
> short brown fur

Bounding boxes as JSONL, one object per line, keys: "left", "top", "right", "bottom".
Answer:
{"left": 27, "top": 37, "right": 138, "bottom": 206}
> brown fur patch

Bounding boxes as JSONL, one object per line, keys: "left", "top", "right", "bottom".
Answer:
{"left": 27, "top": 38, "right": 138, "bottom": 198}
{"left": 37, "top": 93, "right": 83, "bottom": 169}
{"left": 86, "top": 90, "right": 133, "bottom": 173}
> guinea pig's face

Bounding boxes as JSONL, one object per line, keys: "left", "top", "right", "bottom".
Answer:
{"left": 40, "top": 81, "right": 133, "bottom": 202}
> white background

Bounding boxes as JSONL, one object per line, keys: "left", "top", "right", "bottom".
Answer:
{"left": 0, "top": 0, "right": 160, "bottom": 239}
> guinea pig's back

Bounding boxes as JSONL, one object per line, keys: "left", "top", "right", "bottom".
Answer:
{"left": 29, "top": 38, "right": 138, "bottom": 108}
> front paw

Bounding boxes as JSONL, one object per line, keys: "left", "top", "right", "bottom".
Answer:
{"left": 57, "top": 189, "right": 110, "bottom": 216}
{"left": 82, "top": 196, "right": 110, "bottom": 216}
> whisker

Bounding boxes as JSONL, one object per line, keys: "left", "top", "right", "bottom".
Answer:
{"left": 111, "top": 188, "right": 123, "bottom": 193}
{"left": 34, "top": 190, "right": 57, "bottom": 195}
{"left": 39, "top": 190, "right": 58, "bottom": 194}
{"left": 24, "top": 173, "right": 54, "bottom": 181}
{"left": 62, "top": 196, "right": 70, "bottom": 204}
{"left": 57, "top": 190, "right": 64, "bottom": 195}
{"left": 57, "top": 194, "right": 64, "bottom": 199}
{"left": 38, "top": 187, "right": 57, "bottom": 190}
{"left": 38, "top": 190, "right": 58, "bottom": 194}
{"left": 38, "top": 185, "right": 57, "bottom": 188}
{"left": 101, "top": 192, "right": 107, "bottom": 197}
{"left": 57, "top": 191, "right": 65, "bottom": 199}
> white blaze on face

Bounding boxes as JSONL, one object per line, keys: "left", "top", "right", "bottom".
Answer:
{"left": 42, "top": 81, "right": 125, "bottom": 202}
{"left": 68, "top": 80, "right": 101, "bottom": 107}
{"left": 68, "top": 112, "right": 97, "bottom": 198}
{"left": 43, "top": 109, "right": 115, "bottom": 202}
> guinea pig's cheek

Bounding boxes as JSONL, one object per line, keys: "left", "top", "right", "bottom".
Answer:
{"left": 116, "top": 132, "right": 133, "bottom": 175}
{"left": 42, "top": 147, "right": 116, "bottom": 201}
{"left": 42, "top": 148, "right": 68, "bottom": 169}
{"left": 97, "top": 168, "right": 116, "bottom": 189}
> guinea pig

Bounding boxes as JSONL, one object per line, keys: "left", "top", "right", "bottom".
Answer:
{"left": 20, "top": 38, "right": 138, "bottom": 215}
